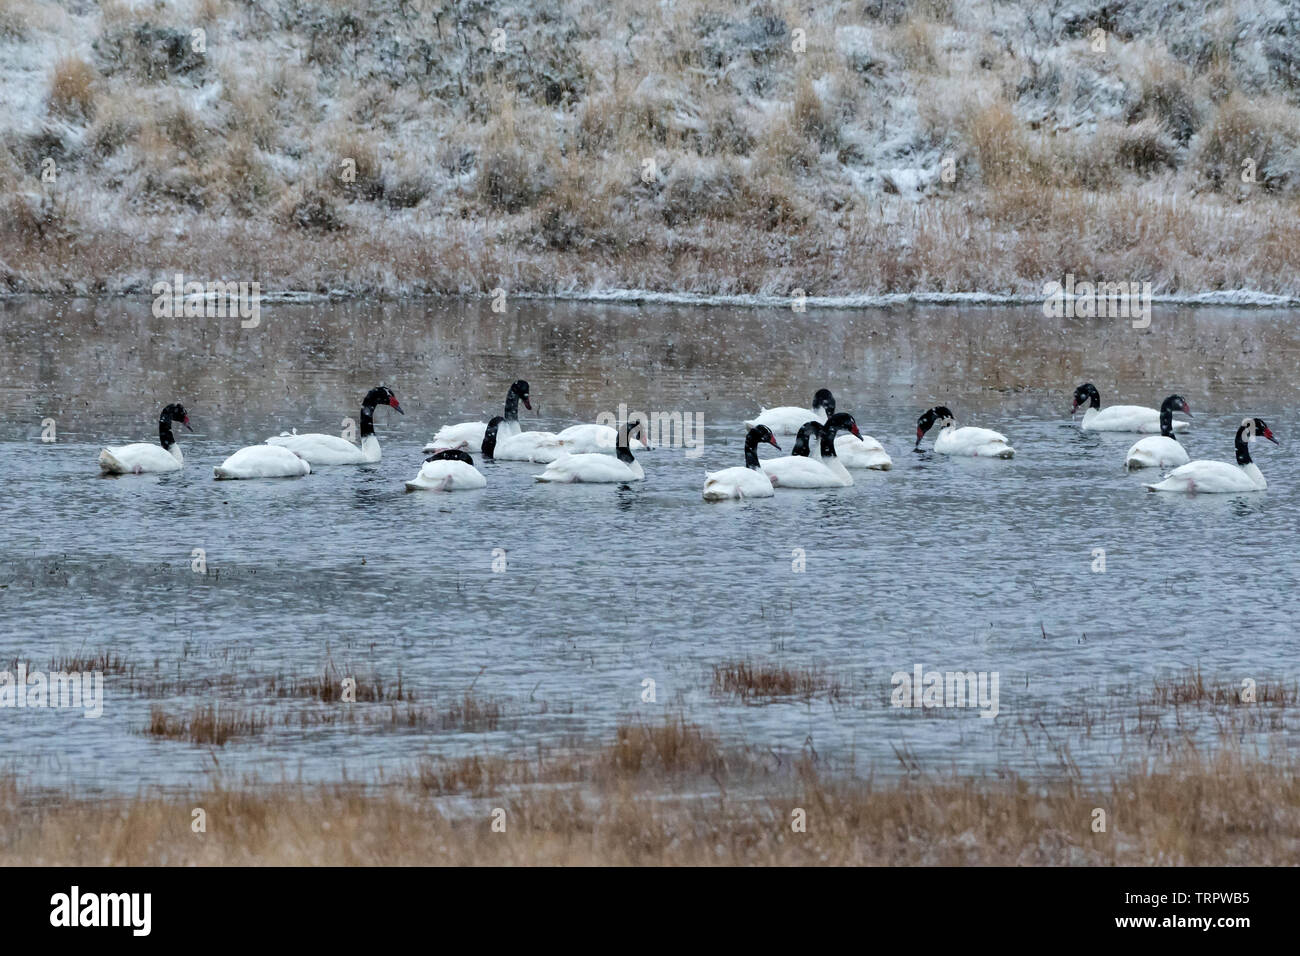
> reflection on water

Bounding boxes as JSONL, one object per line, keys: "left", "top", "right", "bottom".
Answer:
{"left": 0, "top": 297, "right": 1297, "bottom": 791}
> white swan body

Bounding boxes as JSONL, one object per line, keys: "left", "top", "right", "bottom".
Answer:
{"left": 423, "top": 420, "right": 515, "bottom": 453}
{"left": 933, "top": 424, "right": 1015, "bottom": 458}
{"left": 1125, "top": 435, "right": 1189, "bottom": 471}
{"left": 835, "top": 432, "right": 892, "bottom": 469}
{"left": 1146, "top": 461, "right": 1265, "bottom": 494}
{"left": 266, "top": 432, "right": 379, "bottom": 464}
{"left": 1145, "top": 418, "right": 1276, "bottom": 493}
{"left": 490, "top": 430, "right": 565, "bottom": 462}
{"left": 534, "top": 453, "right": 644, "bottom": 483}
{"left": 405, "top": 459, "right": 486, "bottom": 492}
{"left": 267, "top": 387, "right": 402, "bottom": 464}
{"left": 1080, "top": 405, "right": 1189, "bottom": 434}
{"left": 745, "top": 405, "right": 827, "bottom": 435}
{"left": 214, "top": 445, "right": 311, "bottom": 480}
{"left": 702, "top": 466, "right": 775, "bottom": 500}
{"left": 424, "top": 380, "right": 531, "bottom": 453}
{"left": 98, "top": 403, "right": 191, "bottom": 475}
{"left": 762, "top": 455, "right": 849, "bottom": 488}
{"left": 99, "top": 442, "right": 182, "bottom": 474}
{"left": 555, "top": 423, "right": 650, "bottom": 453}
{"left": 702, "top": 425, "right": 780, "bottom": 500}
{"left": 745, "top": 388, "right": 835, "bottom": 435}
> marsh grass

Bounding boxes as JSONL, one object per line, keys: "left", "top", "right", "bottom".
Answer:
{"left": 712, "top": 660, "right": 842, "bottom": 703}
{"left": 146, "top": 703, "right": 268, "bottom": 746}
{"left": 1149, "top": 668, "right": 1297, "bottom": 708}
{"left": 5, "top": 731, "right": 1296, "bottom": 865}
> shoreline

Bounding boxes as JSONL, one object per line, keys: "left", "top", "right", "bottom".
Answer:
{"left": 4, "top": 287, "right": 1300, "bottom": 310}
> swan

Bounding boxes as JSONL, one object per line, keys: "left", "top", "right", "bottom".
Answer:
{"left": 98, "top": 404, "right": 192, "bottom": 474}
{"left": 1073, "top": 383, "right": 1190, "bottom": 433}
{"left": 555, "top": 422, "right": 651, "bottom": 453}
{"left": 479, "top": 415, "right": 564, "bottom": 462}
{"left": 915, "top": 406, "right": 1014, "bottom": 458}
{"left": 1145, "top": 418, "right": 1277, "bottom": 493}
{"left": 405, "top": 449, "right": 486, "bottom": 492}
{"left": 1124, "top": 395, "right": 1193, "bottom": 470}
{"left": 265, "top": 386, "right": 403, "bottom": 464}
{"left": 762, "top": 414, "right": 862, "bottom": 488}
{"left": 213, "top": 445, "right": 311, "bottom": 480}
{"left": 702, "top": 425, "right": 780, "bottom": 500}
{"left": 834, "top": 419, "right": 893, "bottom": 469}
{"left": 534, "top": 421, "right": 645, "bottom": 483}
{"left": 423, "top": 380, "right": 531, "bottom": 453}
{"left": 745, "top": 388, "right": 834, "bottom": 435}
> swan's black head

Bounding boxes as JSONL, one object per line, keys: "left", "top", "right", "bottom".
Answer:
{"left": 792, "top": 421, "right": 823, "bottom": 457}
{"left": 743, "top": 425, "right": 780, "bottom": 468}
{"left": 745, "top": 424, "right": 780, "bottom": 449}
{"left": 1158, "top": 394, "right": 1191, "bottom": 438}
{"left": 160, "top": 403, "right": 192, "bottom": 431}
{"left": 481, "top": 415, "right": 506, "bottom": 459}
{"left": 822, "top": 413, "right": 862, "bottom": 457}
{"left": 1235, "top": 418, "right": 1279, "bottom": 465}
{"left": 813, "top": 388, "right": 835, "bottom": 415}
{"left": 510, "top": 380, "right": 532, "bottom": 411}
{"left": 1072, "top": 383, "right": 1100, "bottom": 414}
{"left": 915, "top": 406, "right": 953, "bottom": 447}
{"left": 364, "top": 385, "right": 404, "bottom": 415}
{"left": 425, "top": 449, "right": 474, "bottom": 466}
{"left": 824, "top": 412, "right": 862, "bottom": 439}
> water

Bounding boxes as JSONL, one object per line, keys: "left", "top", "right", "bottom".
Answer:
{"left": 2, "top": 296, "right": 1297, "bottom": 791}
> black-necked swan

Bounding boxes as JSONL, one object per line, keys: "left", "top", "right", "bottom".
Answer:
{"left": 266, "top": 386, "right": 403, "bottom": 464}
{"left": 832, "top": 411, "right": 893, "bottom": 469}
{"left": 1145, "top": 418, "right": 1277, "bottom": 493}
{"left": 405, "top": 449, "right": 486, "bottom": 492}
{"left": 213, "top": 444, "right": 310, "bottom": 479}
{"left": 1073, "top": 383, "right": 1190, "bottom": 433}
{"left": 534, "top": 421, "right": 645, "bottom": 483}
{"left": 98, "top": 404, "right": 192, "bottom": 474}
{"left": 915, "top": 406, "right": 1014, "bottom": 458}
{"left": 1124, "top": 395, "right": 1193, "bottom": 470}
{"left": 480, "top": 415, "right": 564, "bottom": 462}
{"left": 745, "top": 388, "right": 834, "bottom": 435}
{"left": 423, "top": 379, "right": 531, "bottom": 454}
{"left": 762, "top": 413, "right": 862, "bottom": 487}
{"left": 555, "top": 422, "right": 651, "bottom": 453}
{"left": 702, "top": 425, "right": 780, "bottom": 500}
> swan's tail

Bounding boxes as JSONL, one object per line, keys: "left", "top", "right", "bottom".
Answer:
{"left": 405, "top": 474, "right": 450, "bottom": 492}
{"left": 97, "top": 449, "right": 123, "bottom": 473}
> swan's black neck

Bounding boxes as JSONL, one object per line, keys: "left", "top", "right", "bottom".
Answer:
{"left": 359, "top": 402, "right": 377, "bottom": 438}
{"left": 1159, "top": 406, "right": 1177, "bottom": 440}
{"left": 743, "top": 431, "right": 762, "bottom": 469}
{"left": 617, "top": 426, "right": 637, "bottom": 464}
{"left": 158, "top": 411, "right": 176, "bottom": 450}
{"left": 503, "top": 390, "right": 521, "bottom": 422}
{"left": 819, "top": 428, "right": 839, "bottom": 458}
{"left": 792, "top": 422, "right": 821, "bottom": 457}
{"left": 426, "top": 449, "right": 474, "bottom": 465}
{"left": 482, "top": 422, "right": 499, "bottom": 459}
{"left": 1236, "top": 427, "right": 1253, "bottom": 466}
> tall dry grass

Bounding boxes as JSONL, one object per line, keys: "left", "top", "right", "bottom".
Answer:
{"left": 3, "top": 727, "right": 1296, "bottom": 865}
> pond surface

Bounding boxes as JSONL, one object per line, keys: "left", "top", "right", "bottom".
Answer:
{"left": 1, "top": 297, "right": 1297, "bottom": 791}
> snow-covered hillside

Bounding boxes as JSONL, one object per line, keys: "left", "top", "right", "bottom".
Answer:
{"left": 1, "top": 0, "right": 1298, "bottom": 297}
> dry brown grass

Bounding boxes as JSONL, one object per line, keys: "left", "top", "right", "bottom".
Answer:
{"left": 712, "top": 660, "right": 842, "bottom": 703}
{"left": 145, "top": 703, "right": 268, "bottom": 746}
{"left": 48, "top": 55, "right": 98, "bottom": 121}
{"left": 2, "top": 733, "right": 1295, "bottom": 865}
{"left": 1148, "top": 668, "right": 1297, "bottom": 708}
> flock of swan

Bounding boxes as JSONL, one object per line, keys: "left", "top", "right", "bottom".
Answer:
{"left": 95, "top": 381, "right": 1280, "bottom": 497}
